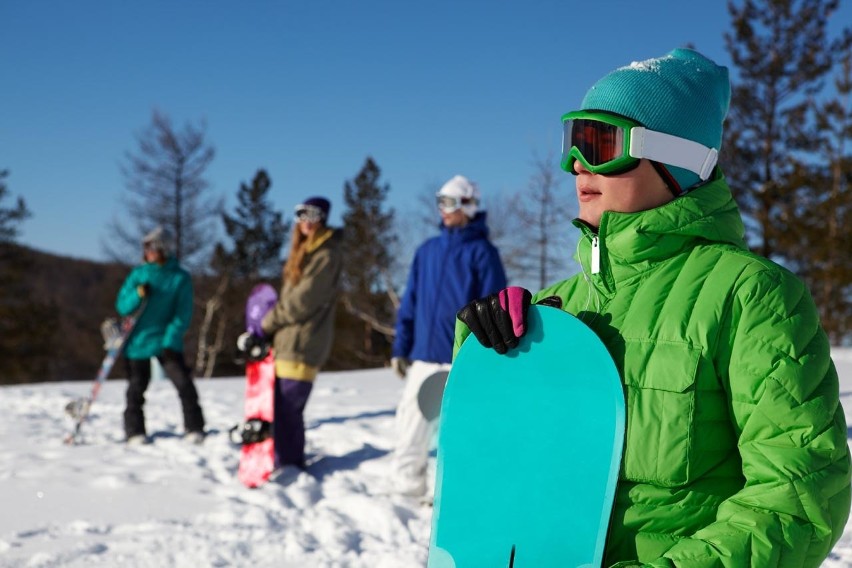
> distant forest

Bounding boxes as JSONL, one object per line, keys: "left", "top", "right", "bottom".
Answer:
{"left": 0, "top": 241, "right": 394, "bottom": 384}
{"left": 1, "top": 243, "right": 131, "bottom": 382}
{"left": 1, "top": 1, "right": 851, "bottom": 383}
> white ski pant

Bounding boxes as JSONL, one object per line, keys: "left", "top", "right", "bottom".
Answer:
{"left": 392, "top": 360, "right": 451, "bottom": 496}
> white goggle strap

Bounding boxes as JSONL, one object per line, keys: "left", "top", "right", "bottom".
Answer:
{"left": 295, "top": 204, "right": 324, "bottom": 220}
{"left": 628, "top": 127, "right": 718, "bottom": 181}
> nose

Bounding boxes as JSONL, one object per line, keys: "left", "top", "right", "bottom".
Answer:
{"left": 573, "top": 159, "right": 590, "bottom": 175}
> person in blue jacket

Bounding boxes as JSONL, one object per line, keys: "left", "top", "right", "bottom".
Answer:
{"left": 115, "top": 226, "right": 205, "bottom": 445}
{"left": 390, "top": 174, "right": 507, "bottom": 497}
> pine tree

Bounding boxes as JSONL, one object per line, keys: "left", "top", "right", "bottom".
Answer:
{"left": 338, "top": 157, "right": 398, "bottom": 366}
{"left": 0, "top": 170, "right": 57, "bottom": 383}
{"left": 0, "top": 169, "right": 30, "bottom": 242}
{"left": 783, "top": 50, "right": 852, "bottom": 344}
{"left": 723, "top": 0, "right": 852, "bottom": 261}
{"left": 195, "top": 169, "right": 289, "bottom": 377}
{"left": 217, "top": 169, "right": 288, "bottom": 281}
{"left": 723, "top": 0, "right": 852, "bottom": 344}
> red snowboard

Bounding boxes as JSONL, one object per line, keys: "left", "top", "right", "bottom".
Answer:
{"left": 237, "top": 351, "right": 277, "bottom": 488}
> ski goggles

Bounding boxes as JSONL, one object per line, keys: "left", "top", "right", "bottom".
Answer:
{"left": 294, "top": 204, "right": 325, "bottom": 223}
{"left": 561, "top": 110, "right": 718, "bottom": 180}
{"left": 436, "top": 194, "right": 477, "bottom": 213}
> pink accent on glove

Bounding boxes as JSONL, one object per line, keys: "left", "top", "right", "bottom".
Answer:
{"left": 498, "top": 287, "right": 527, "bottom": 338}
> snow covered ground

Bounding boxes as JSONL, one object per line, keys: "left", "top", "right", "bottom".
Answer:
{"left": 0, "top": 350, "right": 851, "bottom": 568}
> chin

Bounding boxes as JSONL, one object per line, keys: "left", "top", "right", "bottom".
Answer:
{"left": 578, "top": 211, "right": 601, "bottom": 229}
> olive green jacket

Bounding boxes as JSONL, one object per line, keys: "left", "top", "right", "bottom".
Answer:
{"left": 455, "top": 171, "right": 850, "bottom": 567}
{"left": 261, "top": 228, "right": 343, "bottom": 376}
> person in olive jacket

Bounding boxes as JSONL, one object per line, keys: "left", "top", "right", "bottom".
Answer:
{"left": 456, "top": 48, "right": 850, "bottom": 567}
{"left": 260, "top": 196, "right": 343, "bottom": 471}
{"left": 115, "top": 226, "right": 205, "bottom": 445}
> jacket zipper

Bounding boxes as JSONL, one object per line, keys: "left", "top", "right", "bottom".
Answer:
{"left": 591, "top": 236, "right": 600, "bottom": 275}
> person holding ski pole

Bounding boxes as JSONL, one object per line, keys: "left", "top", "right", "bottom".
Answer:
{"left": 116, "top": 226, "right": 205, "bottom": 445}
{"left": 259, "top": 196, "right": 344, "bottom": 472}
{"left": 390, "top": 175, "right": 507, "bottom": 499}
{"left": 454, "top": 48, "right": 850, "bottom": 567}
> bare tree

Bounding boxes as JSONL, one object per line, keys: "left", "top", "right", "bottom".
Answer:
{"left": 104, "top": 110, "right": 221, "bottom": 270}
{"left": 405, "top": 181, "right": 529, "bottom": 287}
{"left": 510, "top": 152, "right": 576, "bottom": 289}
{"left": 403, "top": 161, "right": 575, "bottom": 291}
{"left": 467, "top": 189, "right": 528, "bottom": 284}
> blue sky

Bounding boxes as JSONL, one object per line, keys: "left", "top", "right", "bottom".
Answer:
{"left": 3, "top": 1, "right": 849, "bottom": 262}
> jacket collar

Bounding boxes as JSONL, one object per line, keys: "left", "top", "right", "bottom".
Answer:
{"left": 440, "top": 211, "right": 490, "bottom": 243}
{"left": 147, "top": 256, "right": 179, "bottom": 270}
{"left": 306, "top": 227, "right": 335, "bottom": 254}
{"left": 573, "top": 170, "right": 747, "bottom": 294}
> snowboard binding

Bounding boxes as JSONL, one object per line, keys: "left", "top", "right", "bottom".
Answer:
{"left": 229, "top": 418, "right": 272, "bottom": 445}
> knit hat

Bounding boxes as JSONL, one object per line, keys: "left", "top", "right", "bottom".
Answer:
{"left": 437, "top": 175, "right": 481, "bottom": 217}
{"left": 580, "top": 47, "right": 730, "bottom": 192}
{"left": 296, "top": 196, "right": 331, "bottom": 221}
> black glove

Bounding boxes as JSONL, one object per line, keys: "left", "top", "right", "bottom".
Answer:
{"left": 457, "top": 287, "right": 562, "bottom": 355}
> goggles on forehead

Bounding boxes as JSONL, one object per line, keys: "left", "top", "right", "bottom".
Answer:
{"left": 436, "top": 194, "right": 477, "bottom": 213}
{"left": 294, "top": 204, "right": 325, "bottom": 223}
{"left": 560, "top": 110, "right": 718, "bottom": 180}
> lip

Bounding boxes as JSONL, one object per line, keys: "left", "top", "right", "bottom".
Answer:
{"left": 577, "top": 186, "right": 601, "bottom": 202}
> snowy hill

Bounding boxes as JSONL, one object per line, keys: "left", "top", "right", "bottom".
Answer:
{"left": 1, "top": 350, "right": 851, "bottom": 567}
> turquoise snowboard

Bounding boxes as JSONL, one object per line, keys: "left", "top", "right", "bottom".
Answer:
{"left": 427, "top": 305, "right": 625, "bottom": 568}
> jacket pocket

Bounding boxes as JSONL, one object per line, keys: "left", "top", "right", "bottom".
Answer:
{"left": 621, "top": 339, "right": 701, "bottom": 487}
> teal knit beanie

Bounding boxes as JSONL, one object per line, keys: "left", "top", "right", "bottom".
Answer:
{"left": 580, "top": 47, "right": 730, "bottom": 192}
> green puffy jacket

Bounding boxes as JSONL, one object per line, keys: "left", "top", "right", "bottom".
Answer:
{"left": 115, "top": 256, "right": 193, "bottom": 359}
{"left": 455, "top": 171, "right": 850, "bottom": 567}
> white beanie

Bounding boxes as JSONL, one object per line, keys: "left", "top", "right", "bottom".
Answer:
{"left": 437, "top": 175, "right": 481, "bottom": 217}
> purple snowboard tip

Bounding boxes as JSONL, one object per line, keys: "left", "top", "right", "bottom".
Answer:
{"left": 246, "top": 284, "right": 278, "bottom": 336}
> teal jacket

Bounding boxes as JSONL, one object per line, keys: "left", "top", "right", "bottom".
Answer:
{"left": 115, "top": 256, "right": 193, "bottom": 359}
{"left": 455, "top": 171, "right": 850, "bottom": 567}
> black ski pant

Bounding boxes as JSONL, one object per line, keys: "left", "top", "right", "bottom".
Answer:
{"left": 124, "top": 350, "right": 205, "bottom": 438}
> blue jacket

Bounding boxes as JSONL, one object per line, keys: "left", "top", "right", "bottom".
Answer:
{"left": 392, "top": 213, "right": 506, "bottom": 364}
{"left": 115, "top": 256, "right": 194, "bottom": 359}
